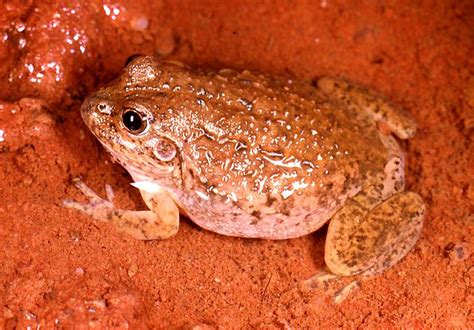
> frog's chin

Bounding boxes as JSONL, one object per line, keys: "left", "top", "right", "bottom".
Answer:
{"left": 101, "top": 142, "right": 173, "bottom": 181}
{"left": 127, "top": 168, "right": 169, "bottom": 191}
{"left": 130, "top": 181, "right": 163, "bottom": 193}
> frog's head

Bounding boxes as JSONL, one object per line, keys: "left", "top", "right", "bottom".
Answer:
{"left": 80, "top": 56, "right": 184, "bottom": 183}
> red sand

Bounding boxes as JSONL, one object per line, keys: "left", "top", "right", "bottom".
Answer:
{"left": 0, "top": 1, "right": 472, "bottom": 327}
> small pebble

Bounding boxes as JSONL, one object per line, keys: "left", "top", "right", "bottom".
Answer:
{"left": 444, "top": 242, "right": 470, "bottom": 263}
{"left": 75, "top": 267, "right": 85, "bottom": 276}
{"left": 155, "top": 28, "right": 176, "bottom": 57}
{"left": 130, "top": 15, "right": 149, "bottom": 31}
{"left": 128, "top": 263, "right": 139, "bottom": 277}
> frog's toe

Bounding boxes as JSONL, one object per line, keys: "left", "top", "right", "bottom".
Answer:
{"left": 63, "top": 199, "right": 88, "bottom": 212}
{"left": 63, "top": 197, "right": 115, "bottom": 222}
{"left": 65, "top": 178, "right": 116, "bottom": 222}
{"left": 325, "top": 191, "right": 425, "bottom": 276}
{"left": 72, "top": 178, "right": 106, "bottom": 203}
{"left": 300, "top": 271, "right": 360, "bottom": 304}
{"left": 105, "top": 184, "right": 115, "bottom": 202}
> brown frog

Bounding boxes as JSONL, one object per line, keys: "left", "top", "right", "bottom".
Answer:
{"left": 65, "top": 56, "right": 424, "bottom": 276}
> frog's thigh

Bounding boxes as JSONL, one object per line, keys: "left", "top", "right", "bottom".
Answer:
{"left": 115, "top": 189, "right": 179, "bottom": 240}
{"left": 316, "top": 76, "right": 416, "bottom": 139}
{"left": 325, "top": 191, "right": 425, "bottom": 276}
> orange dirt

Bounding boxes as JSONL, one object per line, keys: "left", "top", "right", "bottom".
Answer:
{"left": 0, "top": 1, "right": 472, "bottom": 328}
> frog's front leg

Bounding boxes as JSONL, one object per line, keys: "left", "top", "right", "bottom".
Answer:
{"left": 316, "top": 76, "right": 417, "bottom": 139}
{"left": 64, "top": 179, "right": 179, "bottom": 240}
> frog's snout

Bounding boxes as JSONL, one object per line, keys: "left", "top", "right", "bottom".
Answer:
{"left": 80, "top": 97, "right": 97, "bottom": 128}
{"left": 80, "top": 94, "right": 114, "bottom": 127}
{"left": 79, "top": 98, "right": 93, "bottom": 125}
{"left": 80, "top": 97, "right": 91, "bottom": 118}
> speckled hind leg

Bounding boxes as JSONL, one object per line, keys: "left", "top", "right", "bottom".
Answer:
{"left": 324, "top": 133, "right": 424, "bottom": 276}
{"left": 64, "top": 178, "right": 179, "bottom": 240}
{"left": 325, "top": 189, "right": 425, "bottom": 276}
{"left": 317, "top": 76, "right": 417, "bottom": 139}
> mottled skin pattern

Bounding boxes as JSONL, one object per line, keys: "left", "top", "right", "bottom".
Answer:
{"left": 65, "top": 56, "right": 425, "bottom": 276}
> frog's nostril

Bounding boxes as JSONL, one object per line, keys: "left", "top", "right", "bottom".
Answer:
{"left": 97, "top": 102, "right": 112, "bottom": 115}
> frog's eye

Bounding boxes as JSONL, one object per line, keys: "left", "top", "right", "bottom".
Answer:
{"left": 122, "top": 108, "right": 148, "bottom": 134}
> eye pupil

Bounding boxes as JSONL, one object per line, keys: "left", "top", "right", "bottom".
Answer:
{"left": 122, "top": 110, "right": 145, "bottom": 132}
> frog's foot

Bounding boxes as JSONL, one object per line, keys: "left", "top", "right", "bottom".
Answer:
{"left": 317, "top": 77, "right": 417, "bottom": 139}
{"left": 300, "top": 271, "right": 360, "bottom": 304}
{"left": 64, "top": 178, "right": 179, "bottom": 240}
{"left": 64, "top": 179, "right": 117, "bottom": 221}
{"left": 325, "top": 191, "right": 425, "bottom": 276}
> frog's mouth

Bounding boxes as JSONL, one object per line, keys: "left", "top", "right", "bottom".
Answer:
{"left": 100, "top": 140, "right": 173, "bottom": 177}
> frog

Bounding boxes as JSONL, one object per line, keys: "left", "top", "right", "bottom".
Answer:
{"left": 64, "top": 55, "right": 425, "bottom": 277}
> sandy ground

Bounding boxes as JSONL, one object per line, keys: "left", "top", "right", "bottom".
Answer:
{"left": 0, "top": 0, "right": 473, "bottom": 328}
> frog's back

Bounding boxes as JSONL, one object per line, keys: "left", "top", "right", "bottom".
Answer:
{"left": 123, "top": 59, "right": 388, "bottom": 239}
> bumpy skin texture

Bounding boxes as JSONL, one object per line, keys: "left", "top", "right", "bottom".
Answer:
{"left": 67, "top": 56, "right": 425, "bottom": 276}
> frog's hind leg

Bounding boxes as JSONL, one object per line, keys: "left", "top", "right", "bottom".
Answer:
{"left": 325, "top": 132, "right": 424, "bottom": 276}
{"left": 64, "top": 178, "right": 179, "bottom": 240}
{"left": 316, "top": 76, "right": 417, "bottom": 139}
{"left": 325, "top": 190, "right": 424, "bottom": 276}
